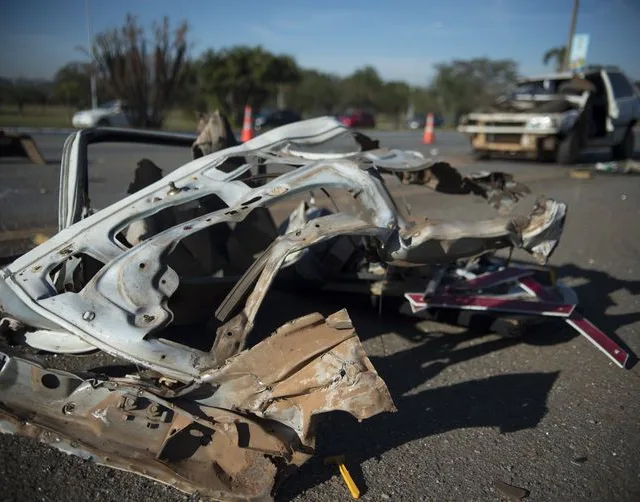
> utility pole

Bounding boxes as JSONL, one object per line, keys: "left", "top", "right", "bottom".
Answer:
{"left": 564, "top": 0, "right": 580, "bottom": 71}
{"left": 86, "top": 0, "right": 98, "bottom": 109}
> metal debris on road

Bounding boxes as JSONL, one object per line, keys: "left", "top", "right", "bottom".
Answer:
{"left": 0, "top": 114, "right": 602, "bottom": 500}
{"left": 494, "top": 480, "right": 530, "bottom": 500}
{"left": 325, "top": 455, "right": 361, "bottom": 499}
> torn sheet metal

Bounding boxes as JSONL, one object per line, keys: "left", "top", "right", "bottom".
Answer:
{"left": 0, "top": 115, "right": 574, "bottom": 498}
{"left": 0, "top": 309, "right": 395, "bottom": 502}
{"left": 405, "top": 264, "right": 630, "bottom": 368}
{"left": 0, "top": 117, "right": 566, "bottom": 382}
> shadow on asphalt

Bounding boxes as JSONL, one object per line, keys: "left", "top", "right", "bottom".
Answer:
{"left": 274, "top": 304, "right": 561, "bottom": 500}
{"left": 270, "top": 262, "right": 640, "bottom": 500}
{"left": 553, "top": 263, "right": 640, "bottom": 369}
{"left": 1, "top": 218, "right": 638, "bottom": 499}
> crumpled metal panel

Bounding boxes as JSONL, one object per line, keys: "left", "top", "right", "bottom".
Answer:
{"left": 0, "top": 117, "right": 566, "bottom": 381}
{"left": 0, "top": 309, "right": 395, "bottom": 501}
{"left": 0, "top": 115, "right": 570, "bottom": 500}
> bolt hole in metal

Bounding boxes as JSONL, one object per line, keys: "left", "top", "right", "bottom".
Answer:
{"left": 139, "top": 263, "right": 146, "bottom": 269}
{"left": 41, "top": 373, "right": 60, "bottom": 389}
{"left": 226, "top": 332, "right": 233, "bottom": 337}
{"left": 62, "top": 402, "right": 76, "bottom": 415}
{"left": 143, "top": 314, "right": 156, "bottom": 323}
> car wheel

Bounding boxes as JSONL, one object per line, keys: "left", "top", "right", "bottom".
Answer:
{"left": 556, "top": 130, "right": 580, "bottom": 165}
{"left": 611, "top": 126, "right": 634, "bottom": 160}
{"left": 96, "top": 118, "right": 111, "bottom": 127}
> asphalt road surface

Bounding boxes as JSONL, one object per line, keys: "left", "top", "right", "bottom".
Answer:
{"left": 1, "top": 129, "right": 640, "bottom": 502}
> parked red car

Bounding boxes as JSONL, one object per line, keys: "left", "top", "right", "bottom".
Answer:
{"left": 338, "top": 110, "right": 376, "bottom": 128}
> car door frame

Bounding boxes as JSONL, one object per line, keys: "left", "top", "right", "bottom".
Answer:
{"left": 602, "top": 71, "right": 637, "bottom": 144}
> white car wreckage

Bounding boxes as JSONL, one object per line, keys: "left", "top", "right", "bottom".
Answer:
{"left": 0, "top": 115, "right": 628, "bottom": 501}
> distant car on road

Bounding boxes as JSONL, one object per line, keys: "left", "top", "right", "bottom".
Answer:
{"left": 338, "top": 110, "right": 376, "bottom": 128}
{"left": 254, "top": 109, "right": 301, "bottom": 131}
{"left": 407, "top": 113, "right": 445, "bottom": 130}
{"left": 72, "top": 100, "right": 130, "bottom": 129}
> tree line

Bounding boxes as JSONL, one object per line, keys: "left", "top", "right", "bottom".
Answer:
{"left": 1, "top": 14, "right": 637, "bottom": 128}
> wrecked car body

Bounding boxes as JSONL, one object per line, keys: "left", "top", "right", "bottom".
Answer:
{"left": 458, "top": 66, "right": 640, "bottom": 164}
{"left": 2, "top": 114, "right": 623, "bottom": 500}
{"left": 0, "top": 309, "right": 394, "bottom": 501}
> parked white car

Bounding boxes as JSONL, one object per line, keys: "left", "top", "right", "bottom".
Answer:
{"left": 72, "top": 100, "right": 131, "bottom": 128}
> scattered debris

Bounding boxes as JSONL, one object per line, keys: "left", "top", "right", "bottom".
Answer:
{"left": 571, "top": 456, "right": 588, "bottom": 465}
{"left": 325, "top": 455, "right": 361, "bottom": 499}
{"left": 0, "top": 115, "right": 623, "bottom": 499}
{"left": 494, "top": 480, "right": 530, "bottom": 500}
{"left": 594, "top": 160, "right": 640, "bottom": 174}
{"left": 0, "top": 129, "right": 47, "bottom": 165}
{"left": 569, "top": 167, "right": 593, "bottom": 179}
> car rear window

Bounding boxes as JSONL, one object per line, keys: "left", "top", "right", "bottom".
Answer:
{"left": 608, "top": 72, "right": 636, "bottom": 99}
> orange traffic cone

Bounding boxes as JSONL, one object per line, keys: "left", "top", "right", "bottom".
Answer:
{"left": 422, "top": 113, "right": 435, "bottom": 144}
{"left": 241, "top": 105, "right": 254, "bottom": 142}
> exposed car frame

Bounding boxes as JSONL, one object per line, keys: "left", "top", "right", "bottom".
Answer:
{"left": 0, "top": 116, "right": 628, "bottom": 501}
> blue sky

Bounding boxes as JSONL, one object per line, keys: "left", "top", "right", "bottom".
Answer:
{"left": 1, "top": 0, "right": 638, "bottom": 84}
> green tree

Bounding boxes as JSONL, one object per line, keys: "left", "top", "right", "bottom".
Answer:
{"left": 198, "top": 46, "right": 300, "bottom": 123}
{"left": 288, "top": 69, "right": 341, "bottom": 115}
{"left": 428, "top": 58, "right": 519, "bottom": 123}
{"left": 52, "top": 62, "right": 91, "bottom": 112}
{"left": 92, "top": 14, "right": 190, "bottom": 127}
{"left": 377, "top": 81, "right": 410, "bottom": 128}
{"left": 542, "top": 46, "right": 567, "bottom": 72}
{"left": 2, "top": 80, "right": 50, "bottom": 115}
{"left": 340, "top": 66, "right": 383, "bottom": 110}
{"left": 410, "top": 86, "right": 441, "bottom": 115}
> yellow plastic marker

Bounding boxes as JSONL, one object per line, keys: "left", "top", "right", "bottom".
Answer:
{"left": 324, "top": 455, "right": 361, "bottom": 499}
{"left": 32, "top": 233, "right": 51, "bottom": 245}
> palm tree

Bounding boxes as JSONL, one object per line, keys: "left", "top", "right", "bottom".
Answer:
{"left": 542, "top": 46, "right": 567, "bottom": 72}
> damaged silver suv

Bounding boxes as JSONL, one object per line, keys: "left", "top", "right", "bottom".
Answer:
{"left": 458, "top": 65, "right": 640, "bottom": 164}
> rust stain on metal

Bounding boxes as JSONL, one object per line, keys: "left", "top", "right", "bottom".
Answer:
{"left": 0, "top": 310, "right": 395, "bottom": 501}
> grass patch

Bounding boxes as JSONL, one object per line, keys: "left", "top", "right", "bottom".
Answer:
{"left": 0, "top": 105, "right": 74, "bottom": 128}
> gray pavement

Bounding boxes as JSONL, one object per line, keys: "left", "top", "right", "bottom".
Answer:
{"left": 1, "top": 130, "right": 640, "bottom": 502}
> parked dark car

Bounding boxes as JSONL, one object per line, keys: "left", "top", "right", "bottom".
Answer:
{"left": 338, "top": 110, "right": 376, "bottom": 128}
{"left": 254, "top": 109, "right": 301, "bottom": 131}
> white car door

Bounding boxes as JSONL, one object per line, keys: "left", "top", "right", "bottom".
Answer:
{"left": 602, "top": 71, "right": 638, "bottom": 142}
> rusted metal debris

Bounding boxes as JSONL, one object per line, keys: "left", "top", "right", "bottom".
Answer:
{"left": 0, "top": 310, "right": 394, "bottom": 501}
{"left": 0, "top": 115, "right": 569, "bottom": 499}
